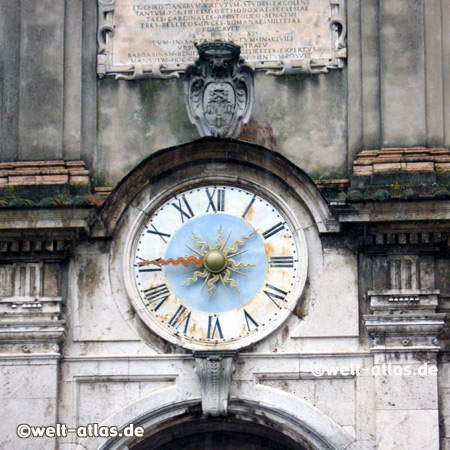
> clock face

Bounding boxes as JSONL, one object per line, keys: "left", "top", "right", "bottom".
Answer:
{"left": 131, "top": 184, "right": 307, "bottom": 350}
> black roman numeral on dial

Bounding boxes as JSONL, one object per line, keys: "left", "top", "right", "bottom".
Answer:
{"left": 262, "top": 222, "right": 285, "bottom": 239}
{"left": 146, "top": 224, "right": 171, "bottom": 242}
{"left": 136, "top": 256, "right": 162, "bottom": 272}
{"left": 263, "top": 284, "right": 288, "bottom": 309}
{"left": 168, "top": 305, "right": 191, "bottom": 333}
{"left": 137, "top": 266, "right": 162, "bottom": 273}
{"left": 206, "top": 188, "right": 225, "bottom": 212}
{"left": 172, "top": 196, "right": 195, "bottom": 222}
{"left": 244, "top": 309, "right": 259, "bottom": 332}
{"left": 143, "top": 284, "right": 170, "bottom": 311}
{"left": 269, "top": 256, "right": 294, "bottom": 268}
{"left": 207, "top": 316, "right": 223, "bottom": 339}
{"left": 241, "top": 195, "right": 256, "bottom": 218}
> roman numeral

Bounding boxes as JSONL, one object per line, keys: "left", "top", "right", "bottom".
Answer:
{"left": 262, "top": 222, "right": 285, "bottom": 239}
{"left": 206, "top": 188, "right": 225, "bottom": 212}
{"left": 168, "top": 305, "right": 191, "bottom": 333}
{"left": 147, "top": 224, "right": 171, "bottom": 243}
{"left": 172, "top": 196, "right": 195, "bottom": 222}
{"left": 207, "top": 316, "right": 224, "bottom": 339}
{"left": 244, "top": 309, "right": 259, "bottom": 332}
{"left": 137, "top": 265, "right": 162, "bottom": 273}
{"left": 263, "top": 284, "right": 288, "bottom": 309}
{"left": 269, "top": 256, "right": 294, "bottom": 268}
{"left": 143, "top": 284, "right": 170, "bottom": 311}
{"left": 136, "top": 256, "right": 162, "bottom": 272}
{"left": 242, "top": 195, "right": 256, "bottom": 218}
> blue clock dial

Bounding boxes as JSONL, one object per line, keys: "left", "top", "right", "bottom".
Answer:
{"left": 164, "top": 214, "right": 267, "bottom": 314}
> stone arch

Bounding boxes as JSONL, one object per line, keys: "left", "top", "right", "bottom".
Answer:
{"left": 98, "top": 137, "right": 339, "bottom": 237}
{"left": 76, "top": 384, "right": 355, "bottom": 450}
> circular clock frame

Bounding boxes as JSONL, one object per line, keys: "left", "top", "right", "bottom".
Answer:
{"left": 122, "top": 168, "right": 309, "bottom": 352}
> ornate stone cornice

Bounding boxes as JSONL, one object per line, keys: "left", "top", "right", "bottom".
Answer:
{"left": 363, "top": 288, "right": 445, "bottom": 358}
{"left": 0, "top": 296, "right": 65, "bottom": 353}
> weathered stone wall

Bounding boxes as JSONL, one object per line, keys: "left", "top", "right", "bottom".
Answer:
{"left": 1, "top": 1, "right": 449, "bottom": 183}
{"left": 0, "top": 2, "right": 450, "bottom": 449}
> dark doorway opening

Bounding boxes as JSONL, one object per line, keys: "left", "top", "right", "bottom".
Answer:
{"left": 130, "top": 417, "right": 309, "bottom": 450}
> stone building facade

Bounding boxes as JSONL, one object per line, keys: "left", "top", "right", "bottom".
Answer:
{"left": 1, "top": 1, "right": 450, "bottom": 449}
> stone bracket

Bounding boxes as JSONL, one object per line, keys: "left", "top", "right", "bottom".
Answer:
{"left": 194, "top": 351, "right": 237, "bottom": 417}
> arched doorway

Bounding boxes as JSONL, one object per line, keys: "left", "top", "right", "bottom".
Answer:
{"left": 129, "top": 413, "right": 309, "bottom": 450}
{"left": 94, "top": 387, "right": 353, "bottom": 450}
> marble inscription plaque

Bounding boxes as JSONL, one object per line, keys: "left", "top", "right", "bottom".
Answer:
{"left": 97, "top": 0, "right": 346, "bottom": 79}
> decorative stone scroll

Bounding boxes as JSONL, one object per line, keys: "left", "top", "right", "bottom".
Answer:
{"left": 194, "top": 351, "right": 237, "bottom": 417}
{"left": 97, "top": 0, "right": 346, "bottom": 80}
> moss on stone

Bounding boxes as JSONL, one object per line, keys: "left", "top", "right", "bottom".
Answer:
{"left": 93, "top": 172, "right": 115, "bottom": 188}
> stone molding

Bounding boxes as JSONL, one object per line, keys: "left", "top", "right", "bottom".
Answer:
{"left": 368, "top": 230, "right": 449, "bottom": 248}
{"left": 0, "top": 293, "right": 65, "bottom": 354}
{"left": 335, "top": 200, "right": 450, "bottom": 223}
{"left": 0, "top": 208, "right": 92, "bottom": 238}
{"left": 368, "top": 290, "right": 439, "bottom": 312}
{"left": 0, "top": 286, "right": 64, "bottom": 350}
{"left": 364, "top": 288, "right": 445, "bottom": 357}
{"left": 0, "top": 296, "right": 63, "bottom": 323}
{"left": 0, "top": 322, "right": 65, "bottom": 346}
{"left": 0, "top": 239, "right": 73, "bottom": 258}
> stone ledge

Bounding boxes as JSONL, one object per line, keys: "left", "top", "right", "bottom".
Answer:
{"left": 353, "top": 147, "right": 450, "bottom": 176}
{"left": 348, "top": 148, "right": 450, "bottom": 201}
{"left": 0, "top": 160, "right": 93, "bottom": 206}
{"left": 0, "top": 322, "right": 65, "bottom": 345}
{"left": 0, "top": 160, "right": 90, "bottom": 186}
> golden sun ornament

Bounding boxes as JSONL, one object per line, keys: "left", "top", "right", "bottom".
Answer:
{"left": 184, "top": 227, "right": 257, "bottom": 299}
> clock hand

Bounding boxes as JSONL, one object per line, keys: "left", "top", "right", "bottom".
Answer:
{"left": 183, "top": 227, "right": 257, "bottom": 299}
{"left": 138, "top": 256, "right": 204, "bottom": 268}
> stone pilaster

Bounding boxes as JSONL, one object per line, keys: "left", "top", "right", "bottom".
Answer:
{"left": 364, "top": 287, "right": 445, "bottom": 450}
{"left": 0, "top": 261, "right": 65, "bottom": 450}
{"left": 0, "top": 207, "right": 92, "bottom": 450}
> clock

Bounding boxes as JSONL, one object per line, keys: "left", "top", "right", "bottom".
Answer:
{"left": 128, "top": 183, "right": 307, "bottom": 350}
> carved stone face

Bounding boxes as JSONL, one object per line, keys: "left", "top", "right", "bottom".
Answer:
{"left": 206, "top": 54, "right": 233, "bottom": 78}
